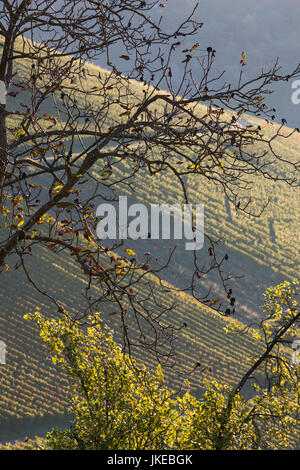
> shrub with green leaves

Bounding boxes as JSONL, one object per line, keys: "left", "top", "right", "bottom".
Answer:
{"left": 27, "top": 310, "right": 191, "bottom": 450}
{"left": 27, "top": 281, "right": 299, "bottom": 450}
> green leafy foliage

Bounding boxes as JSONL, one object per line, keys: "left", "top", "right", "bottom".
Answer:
{"left": 26, "top": 286, "right": 300, "bottom": 450}
{"left": 27, "top": 310, "right": 189, "bottom": 450}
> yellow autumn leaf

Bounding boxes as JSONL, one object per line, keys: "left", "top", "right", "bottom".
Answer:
{"left": 116, "top": 269, "right": 126, "bottom": 275}
{"left": 53, "top": 185, "right": 63, "bottom": 191}
{"left": 125, "top": 248, "right": 136, "bottom": 256}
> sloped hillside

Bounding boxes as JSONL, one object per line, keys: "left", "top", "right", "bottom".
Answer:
{"left": 0, "top": 37, "right": 299, "bottom": 443}
{"left": 3, "top": 36, "right": 299, "bottom": 322}
{"left": 0, "top": 240, "right": 263, "bottom": 441}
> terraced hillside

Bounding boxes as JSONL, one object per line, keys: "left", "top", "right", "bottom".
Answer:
{"left": 87, "top": 145, "right": 299, "bottom": 323}
{"left": 3, "top": 36, "right": 299, "bottom": 322}
{"left": 0, "top": 37, "right": 299, "bottom": 443}
{"left": 0, "top": 240, "right": 264, "bottom": 441}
